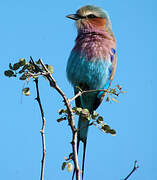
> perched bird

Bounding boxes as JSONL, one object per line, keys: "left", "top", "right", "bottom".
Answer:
{"left": 66, "top": 5, "right": 117, "bottom": 179}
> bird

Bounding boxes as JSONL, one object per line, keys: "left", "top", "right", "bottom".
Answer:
{"left": 66, "top": 5, "right": 117, "bottom": 180}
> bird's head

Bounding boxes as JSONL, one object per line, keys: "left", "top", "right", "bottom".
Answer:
{"left": 66, "top": 5, "right": 112, "bottom": 33}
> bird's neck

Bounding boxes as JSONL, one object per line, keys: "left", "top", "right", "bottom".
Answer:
{"left": 78, "top": 28, "right": 115, "bottom": 41}
{"left": 74, "top": 28, "right": 116, "bottom": 60}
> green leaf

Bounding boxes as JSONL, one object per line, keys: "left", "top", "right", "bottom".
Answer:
{"left": 36, "top": 60, "right": 41, "bottom": 64}
{"left": 19, "top": 73, "right": 27, "bottom": 80}
{"left": 82, "top": 108, "right": 89, "bottom": 115}
{"left": 58, "top": 109, "right": 64, "bottom": 115}
{"left": 67, "top": 163, "right": 73, "bottom": 172}
{"left": 47, "top": 65, "right": 54, "bottom": 74}
{"left": 75, "top": 107, "right": 82, "bottom": 115}
{"left": 61, "top": 162, "right": 67, "bottom": 170}
{"left": 22, "top": 87, "right": 30, "bottom": 96}
{"left": 63, "top": 109, "right": 68, "bottom": 113}
{"left": 57, "top": 117, "right": 66, "bottom": 122}
{"left": 19, "top": 58, "right": 26, "bottom": 66}
{"left": 19, "top": 64, "right": 30, "bottom": 73}
{"left": 101, "top": 124, "right": 110, "bottom": 132}
{"left": 97, "top": 116, "right": 103, "bottom": 122}
{"left": 81, "top": 109, "right": 90, "bottom": 119}
{"left": 19, "top": 70, "right": 24, "bottom": 74}
{"left": 24, "top": 63, "right": 33, "bottom": 71}
{"left": 111, "top": 97, "right": 119, "bottom": 103}
{"left": 4, "top": 70, "right": 14, "bottom": 77}
{"left": 9, "top": 63, "right": 13, "bottom": 70}
{"left": 91, "top": 111, "right": 99, "bottom": 120}
{"left": 12, "top": 62, "right": 21, "bottom": 70}
{"left": 109, "top": 129, "right": 116, "bottom": 136}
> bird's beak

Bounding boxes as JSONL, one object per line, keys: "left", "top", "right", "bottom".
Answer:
{"left": 66, "top": 14, "right": 81, "bottom": 20}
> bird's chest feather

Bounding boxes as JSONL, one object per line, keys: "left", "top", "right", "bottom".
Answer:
{"left": 66, "top": 51, "right": 112, "bottom": 90}
{"left": 66, "top": 34, "right": 113, "bottom": 90}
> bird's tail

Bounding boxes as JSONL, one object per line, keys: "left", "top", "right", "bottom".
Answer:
{"left": 81, "top": 140, "right": 87, "bottom": 180}
{"left": 72, "top": 114, "right": 89, "bottom": 180}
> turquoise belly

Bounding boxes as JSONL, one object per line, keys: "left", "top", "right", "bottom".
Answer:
{"left": 66, "top": 51, "right": 112, "bottom": 90}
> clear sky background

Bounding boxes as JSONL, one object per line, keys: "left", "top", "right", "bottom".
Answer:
{"left": 0, "top": 0, "right": 155, "bottom": 180}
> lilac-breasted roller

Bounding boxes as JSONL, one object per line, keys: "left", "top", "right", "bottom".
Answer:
{"left": 66, "top": 5, "right": 117, "bottom": 179}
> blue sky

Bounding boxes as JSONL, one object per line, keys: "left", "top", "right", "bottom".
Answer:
{"left": 0, "top": 0, "right": 155, "bottom": 179}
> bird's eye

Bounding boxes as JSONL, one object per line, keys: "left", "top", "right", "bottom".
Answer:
{"left": 87, "top": 14, "right": 97, "bottom": 18}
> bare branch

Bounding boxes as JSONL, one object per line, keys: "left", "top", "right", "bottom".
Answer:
{"left": 69, "top": 89, "right": 108, "bottom": 103}
{"left": 38, "top": 59, "right": 81, "bottom": 180}
{"left": 27, "top": 71, "right": 48, "bottom": 77}
{"left": 69, "top": 91, "right": 82, "bottom": 103}
{"left": 5, "top": 57, "right": 128, "bottom": 180}
{"left": 124, "top": 160, "right": 139, "bottom": 180}
{"left": 34, "top": 78, "right": 46, "bottom": 180}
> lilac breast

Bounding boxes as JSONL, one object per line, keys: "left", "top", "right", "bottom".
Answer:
{"left": 74, "top": 30, "right": 115, "bottom": 61}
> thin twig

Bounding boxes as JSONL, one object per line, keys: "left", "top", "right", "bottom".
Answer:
{"left": 38, "top": 59, "right": 81, "bottom": 180}
{"left": 27, "top": 72, "right": 48, "bottom": 77}
{"left": 69, "top": 89, "right": 108, "bottom": 103}
{"left": 124, "top": 160, "right": 139, "bottom": 180}
{"left": 34, "top": 78, "right": 46, "bottom": 180}
{"left": 69, "top": 91, "right": 82, "bottom": 103}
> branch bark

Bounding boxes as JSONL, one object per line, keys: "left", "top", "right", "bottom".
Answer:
{"left": 38, "top": 59, "right": 81, "bottom": 180}
{"left": 69, "top": 89, "right": 108, "bottom": 103}
{"left": 34, "top": 78, "right": 46, "bottom": 180}
{"left": 124, "top": 160, "right": 139, "bottom": 180}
